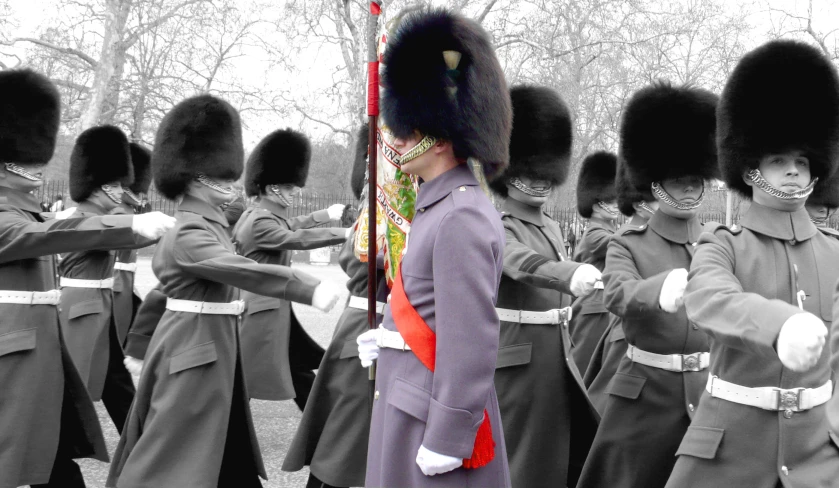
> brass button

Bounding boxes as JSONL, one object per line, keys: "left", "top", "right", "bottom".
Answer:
{"left": 374, "top": 390, "right": 380, "bottom": 400}
{"left": 789, "top": 239, "right": 796, "bottom": 245}
{"left": 782, "top": 466, "right": 789, "bottom": 476}
{"left": 688, "top": 403, "right": 695, "bottom": 412}
{"left": 783, "top": 409, "right": 794, "bottom": 419}
{"left": 459, "top": 186, "right": 466, "bottom": 192}
{"left": 419, "top": 208, "right": 425, "bottom": 212}
{"left": 692, "top": 324, "right": 699, "bottom": 330}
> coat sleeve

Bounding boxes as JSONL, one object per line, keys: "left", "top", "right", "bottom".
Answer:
{"left": 0, "top": 207, "right": 137, "bottom": 264}
{"left": 684, "top": 231, "right": 792, "bottom": 356}
{"left": 421, "top": 205, "right": 501, "bottom": 458}
{"left": 586, "top": 226, "right": 612, "bottom": 262}
{"left": 173, "top": 221, "right": 320, "bottom": 305}
{"left": 602, "top": 234, "right": 670, "bottom": 319}
{"left": 124, "top": 285, "right": 168, "bottom": 359}
{"left": 287, "top": 209, "right": 330, "bottom": 230}
{"left": 252, "top": 212, "right": 345, "bottom": 251}
{"left": 501, "top": 219, "right": 579, "bottom": 295}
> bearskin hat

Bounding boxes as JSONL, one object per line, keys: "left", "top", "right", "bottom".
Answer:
{"left": 0, "top": 69, "right": 61, "bottom": 164}
{"left": 128, "top": 143, "right": 152, "bottom": 194}
{"left": 620, "top": 81, "right": 719, "bottom": 192}
{"left": 616, "top": 159, "right": 653, "bottom": 217}
{"left": 718, "top": 40, "right": 839, "bottom": 198}
{"left": 490, "top": 85, "right": 573, "bottom": 196}
{"left": 69, "top": 125, "right": 132, "bottom": 202}
{"left": 153, "top": 95, "right": 244, "bottom": 199}
{"left": 381, "top": 7, "right": 512, "bottom": 180}
{"left": 245, "top": 129, "right": 311, "bottom": 197}
{"left": 807, "top": 173, "right": 839, "bottom": 209}
{"left": 351, "top": 125, "right": 369, "bottom": 200}
{"left": 576, "top": 151, "right": 617, "bottom": 218}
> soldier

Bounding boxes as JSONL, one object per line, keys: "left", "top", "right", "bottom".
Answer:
{"left": 233, "top": 128, "right": 348, "bottom": 410}
{"left": 570, "top": 151, "right": 618, "bottom": 372}
{"left": 666, "top": 40, "right": 839, "bottom": 488}
{"left": 577, "top": 81, "right": 719, "bottom": 488}
{"left": 58, "top": 125, "right": 154, "bottom": 434}
{"left": 356, "top": 7, "right": 513, "bottom": 487}
{"left": 584, "top": 162, "right": 658, "bottom": 415}
{"left": 0, "top": 69, "right": 174, "bottom": 488}
{"left": 284, "top": 126, "right": 390, "bottom": 488}
{"left": 805, "top": 173, "right": 839, "bottom": 231}
{"left": 107, "top": 95, "right": 342, "bottom": 487}
{"left": 488, "top": 85, "right": 600, "bottom": 488}
{"left": 113, "top": 142, "right": 151, "bottom": 346}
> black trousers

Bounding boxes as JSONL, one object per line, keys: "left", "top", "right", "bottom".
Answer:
{"left": 101, "top": 320, "right": 136, "bottom": 434}
{"left": 31, "top": 454, "right": 86, "bottom": 488}
{"left": 306, "top": 472, "right": 345, "bottom": 488}
{"left": 291, "top": 368, "right": 317, "bottom": 411}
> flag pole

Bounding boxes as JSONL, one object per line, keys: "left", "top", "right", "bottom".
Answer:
{"left": 366, "top": 1, "right": 382, "bottom": 389}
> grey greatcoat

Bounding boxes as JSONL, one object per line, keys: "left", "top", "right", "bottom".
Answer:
{"left": 232, "top": 198, "right": 345, "bottom": 405}
{"left": 494, "top": 197, "right": 598, "bottom": 488}
{"left": 365, "top": 164, "right": 511, "bottom": 488}
{"left": 283, "top": 233, "right": 388, "bottom": 487}
{"left": 107, "top": 196, "right": 322, "bottom": 488}
{"left": 0, "top": 187, "right": 139, "bottom": 487}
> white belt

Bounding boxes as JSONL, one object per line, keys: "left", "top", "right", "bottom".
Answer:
{"left": 374, "top": 327, "right": 412, "bottom": 351}
{"left": 626, "top": 344, "right": 709, "bottom": 372}
{"left": 166, "top": 298, "right": 245, "bottom": 315}
{"left": 0, "top": 290, "right": 61, "bottom": 305}
{"left": 348, "top": 295, "right": 386, "bottom": 314}
{"left": 114, "top": 262, "right": 137, "bottom": 272}
{"left": 60, "top": 277, "right": 115, "bottom": 289}
{"left": 496, "top": 307, "right": 572, "bottom": 325}
{"left": 707, "top": 375, "right": 832, "bottom": 413}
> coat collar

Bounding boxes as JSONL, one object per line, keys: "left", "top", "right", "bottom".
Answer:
{"left": 588, "top": 216, "right": 617, "bottom": 233}
{"left": 647, "top": 210, "right": 702, "bottom": 244}
{"left": 416, "top": 164, "right": 479, "bottom": 211}
{"left": 502, "top": 197, "right": 546, "bottom": 227}
{"left": 0, "top": 186, "right": 42, "bottom": 213}
{"left": 77, "top": 200, "right": 108, "bottom": 216}
{"left": 739, "top": 202, "right": 817, "bottom": 242}
{"left": 258, "top": 197, "right": 289, "bottom": 219}
{"left": 178, "top": 194, "right": 229, "bottom": 227}
{"left": 627, "top": 214, "right": 649, "bottom": 228}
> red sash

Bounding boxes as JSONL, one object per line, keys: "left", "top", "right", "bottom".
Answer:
{"left": 390, "top": 266, "right": 495, "bottom": 469}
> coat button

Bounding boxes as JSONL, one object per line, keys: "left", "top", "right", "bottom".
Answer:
{"left": 420, "top": 208, "right": 425, "bottom": 212}
{"left": 782, "top": 466, "right": 789, "bottom": 476}
{"left": 374, "top": 390, "right": 380, "bottom": 400}
{"left": 688, "top": 403, "right": 695, "bottom": 412}
{"left": 692, "top": 324, "right": 699, "bottom": 330}
{"left": 788, "top": 239, "right": 796, "bottom": 245}
{"left": 783, "top": 409, "right": 794, "bottom": 419}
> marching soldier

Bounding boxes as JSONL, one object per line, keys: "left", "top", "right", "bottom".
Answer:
{"left": 284, "top": 126, "right": 390, "bottom": 488}
{"left": 107, "top": 95, "right": 342, "bottom": 487}
{"left": 112, "top": 142, "right": 152, "bottom": 346}
{"left": 584, "top": 162, "right": 658, "bottom": 414}
{"left": 356, "top": 7, "right": 513, "bottom": 487}
{"left": 570, "top": 151, "right": 618, "bottom": 372}
{"left": 0, "top": 69, "right": 174, "bottom": 488}
{"left": 233, "top": 128, "right": 348, "bottom": 410}
{"left": 577, "top": 81, "right": 719, "bottom": 488}
{"left": 58, "top": 125, "right": 152, "bottom": 434}
{"left": 667, "top": 40, "right": 839, "bottom": 488}
{"left": 489, "top": 85, "right": 600, "bottom": 488}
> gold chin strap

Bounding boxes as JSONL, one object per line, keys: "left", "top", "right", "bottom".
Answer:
{"left": 101, "top": 185, "right": 122, "bottom": 204}
{"left": 638, "top": 201, "right": 656, "bottom": 214}
{"left": 597, "top": 201, "right": 619, "bottom": 216}
{"left": 268, "top": 185, "right": 292, "bottom": 206}
{"left": 196, "top": 173, "right": 233, "bottom": 194}
{"left": 394, "top": 135, "right": 437, "bottom": 166}
{"left": 4, "top": 163, "right": 42, "bottom": 181}
{"left": 651, "top": 182, "right": 705, "bottom": 210}
{"left": 747, "top": 169, "right": 818, "bottom": 200}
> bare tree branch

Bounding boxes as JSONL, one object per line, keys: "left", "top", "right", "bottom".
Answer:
{"left": 11, "top": 37, "right": 98, "bottom": 67}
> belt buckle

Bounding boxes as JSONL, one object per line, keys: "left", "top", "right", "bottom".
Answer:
{"left": 681, "top": 353, "right": 702, "bottom": 372}
{"left": 550, "top": 307, "right": 572, "bottom": 326}
{"left": 775, "top": 387, "right": 803, "bottom": 413}
{"left": 232, "top": 300, "right": 245, "bottom": 315}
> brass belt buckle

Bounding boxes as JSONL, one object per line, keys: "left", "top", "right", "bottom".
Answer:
{"left": 681, "top": 353, "right": 702, "bottom": 372}
{"left": 775, "top": 387, "right": 803, "bottom": 418}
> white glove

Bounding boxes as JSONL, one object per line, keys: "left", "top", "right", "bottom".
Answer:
{"left": 55, "top": 207, "right": 78, "bottom": 220}
{"left": 357, "top": 328, "right": 380, "bottom": 367}
{"left": 345, "top": 227, "right": 353, "bottom": 239}
{"left": 311, "top": 281, "right": 341, "bottom": 312}
{"left": 123, "top": 356, "right": 144, "bottom": 379}
{"left": 570, "top": 264, "right": 602, "bottom": 298}
{"left": 659, "top": 268, "right": 688, "bottom": 313}
{"left": 131, "top": 212, "right": 176, "bottom": 240}
{"left": 777, "top": 312, "right": 827, "bottom": 372}
{"left": 416, "top": 445, "right": 462, "bottom": 476}
{"left": 326, "top": 204, "right": 346, "bottom": 220}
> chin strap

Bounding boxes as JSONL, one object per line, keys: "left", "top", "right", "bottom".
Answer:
{"left": 267, "top": 184, "right": 292, "bottom": 206}
{"left": 196, "top": 173, "right": 234, "bottom": 195}
{"left": 810, "top": 215, "right": 829, "bottom": 226}
{"left": 122, "top": 188, "right": 145, "bottom": 206}
{"left": 747, "top": 169, "right": 817, "bottom": 200}
{"left": 508, "top": 177, "right": 551, "bottom": 197}
{"left": 638, "top": 201, "right": 656, "bottom": 214}
{"left": 4, "top": 163, "right": 42, "bottom": 181}
{"left": 101, "top": 185, "right": 123, "bottom": 204}
{"left": 651, "top": 182, "right": 705, "bottom": 210}
{"left": 394, "top": 135, "right": 437, "bottom": 166}
{"left": 596, "top": 201, "right": 619, "bottom": 216}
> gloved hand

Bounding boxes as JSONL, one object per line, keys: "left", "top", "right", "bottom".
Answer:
{"left": 416, "top": 444, "right": 462, "bottom": 476}
{"left": 132, "top": 212, "right": 176, "bottom": 240}
{"left": 55, "top": 207, "right": 78, "bottom": 219}
{"left": 124, "top": 356, "right": 144, "bottom": 379}
{"left": 345, "top": 227, "right": 353, "bottom": 239}
{"left": 777, "top": 312, "right": 827, "bottom": 372}
{"left": 659, "top": 268, "right": 688, "bottom": 313}
{"left": 312, "top": 282, "right": 342, "bottom": 312}
{"left": 327, "top": 204, "right": 346, "bottom": 220}
{"left": 570, "top": 264, "right": 602, "bottom": 298}
{"left": 357, "top": 328, "right": 380, "bottom": 367}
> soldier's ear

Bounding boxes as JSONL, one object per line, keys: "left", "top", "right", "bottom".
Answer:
{"left": 742, "top": 171, "right": 755, "bottom": 188}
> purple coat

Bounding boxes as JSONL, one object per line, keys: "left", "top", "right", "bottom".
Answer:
{"left": 366, "top": 164, "right": 511, "bottom": 487}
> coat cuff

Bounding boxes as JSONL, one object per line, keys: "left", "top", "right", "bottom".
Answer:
{"left": 312, "top": 210, "right": 330, "bottom": 223}
{"left": 627, "top": 270, "right": 670, "bottom": 316}
{"left": 124, "top": 333, "right": 151, "bottom": 360}
{"left": 421, "top": 398, "right": 483, "bottom": 459}
{"left": 283, "top": 281, "right": 318, "bottom": 306}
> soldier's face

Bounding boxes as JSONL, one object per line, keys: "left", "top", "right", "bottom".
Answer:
{"left": 749, "top": 152, "right": 811, "bottom": 211}
{"left": 657, "top": 175, "right": 704, "bottom": 219}
{"left": 0, "top": 163, "right": 46, "bottom": 193}
{"left": 805, "top": 203, "right": 831, "bottom": 224}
